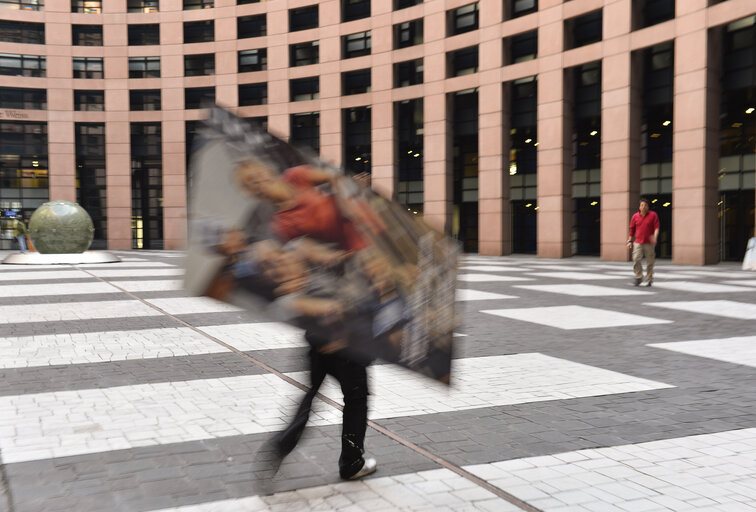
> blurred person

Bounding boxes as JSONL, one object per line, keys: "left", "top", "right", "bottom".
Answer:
{"left": 12, "top": 216, "right": 28, "bottom": 253}
{"left": 626, "top": 198, "right": 660, "bottom": 287}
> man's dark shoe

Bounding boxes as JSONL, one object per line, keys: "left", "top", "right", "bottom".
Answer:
{"left": 345, "top": 457, "right": 377, "bottom": 480}
{"left": 634, "top": 278, "right": 641, "bottom": 287}
{"left": 644, "top": 281, "right": 652, "bottom": 287}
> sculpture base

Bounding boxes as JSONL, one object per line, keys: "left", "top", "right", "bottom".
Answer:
{"left": 2, "top": 251, "right": 121, "bottom": 265}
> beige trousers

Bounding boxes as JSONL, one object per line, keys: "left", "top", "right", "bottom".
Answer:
{"left": 632, "top": 243, "right": 655, "bottom": 282}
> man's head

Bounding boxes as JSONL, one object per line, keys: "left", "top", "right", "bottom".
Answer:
{"left": 639, "top": 198, "right": 650, "bottom": 215}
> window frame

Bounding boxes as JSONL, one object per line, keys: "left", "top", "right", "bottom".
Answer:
{"left": 238, "top": 48, "right": 267, "bottom": 72}
{"left": 128, "top": 56, "right": 160, "bottom": 78}
{"left": 74, "top": 89, "right": 105, "bottom": 111}
{"left": 184, "top": 53, "right": 215, "bottom": 76}
{"left": 237, "top": 14, "right": 266, "bottom": 39}
{"left": 73, "top": 56, "right": 104, "bottom": 79}
{"left": 238, "top": 82, "right": 268, "bottom": 106}
{"left": 289, "top": 41, "right": 319, "bottom": 67}
{"left": 342, "top": 31, "right": 371, "bottom": 59}
{"left": 72, "top": 24, "right": 103, "bottom": 46}
{"left": 128, "top": 23, "right": 160, "bottom": 46}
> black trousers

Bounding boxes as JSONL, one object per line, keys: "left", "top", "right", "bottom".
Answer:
{"left": 274, "top": 342, "right": 370, "bottom": 479}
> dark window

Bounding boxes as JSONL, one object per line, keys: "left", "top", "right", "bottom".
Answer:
{"left": 238, "top": 48, "right": 267, "bottom": 72}
{"left": 75, "top": 122, "right": 105, "bottom": 157}
{"left": 184, "top": 0, "right": 213, "bottom": 9}
{"left": 185, "top": 86, "right": 214, "bottom": 108}
{"left": 394, "top": 58, "right": 423, "bottom": 87}
{"left": 342, "top": 68, "right": 371, "bottom": 95}
{"left": 290, "top": 112, "right": 319, "bottom": 152}
{"left": 184, "top": 53, "right": 214, "bottom": 76}
{"left": 0, "top": 53, "right": 45, "bottom": 77}
{"left": 130, "top": 122, "right": 161, "bottom": 155}
{"left": 184, "top": 20, "right": 214, "bottom": 43}
{"left": 74, "top": 89, "right": 104, "bottom": 111}
{"left": 449, "top": 3, "right": 477, "bottom": 36}
{"left": 0, "top": 87, "right": 46, "bottom": 109}
{"left": 238, "top": 83, "right": 267, "bottom": 105}
{"left": 510, "top": 0, "right": 536, "bottom": 19}
{"left": 245, "top": 116, "right": 267, "bottom": 131}
{"left": 394, "top": 0, "right": 421, "bottom": 9}
{"left": 237, "top": 0, "right": 260, "bottom": 4}
{"left": 129, "top": 56, "right": 160, "bottom": 78}
{"left": 343, "top": 31, "right": 371, "bottom": 59}
{"left": 343, "top": 106, "right": 371, "bottom": 174}
{"left": 127, "top": 0, "right": 158, "bottom": 13}
{"left": 635, "top": 0, "right": 674, "bottom": 30}
{"left": 71, "top": 0, "right": 101, "bottom": 13}
{"left": 130, "top": 89, "right": 161, "bottom": 111}
{"left": 394, "top": 19, "right": 422, "bottom": 49}
{"left": 290, "top": 41, "right": 319, "bottom": 67}
{"left": 395, "top": 98, "right": 424, "bottom": 208}
{"left": 290, "top": 5, "right": 318, "bottom": 32}
{"left": 506, "top": 29, "right": 537, "bottom": 65}
{"left": 448, "top": 46, "right": 478, "bottom": 77}
{"left": 72, "top": 24, "right": 103, "bottom": 46}
{"left": 128, "top": 24, "right": 160, "bottom": 45}
{"left": 75, "top": 123, "right": 107, "bottom": 248}
{"left": 238, "top": 14, "right": 266, "bottom": 38}
{"left": 130, "top": 122, "right": 162, "bottom": 249}
{"left": 290, "top": 77, "right": 319, "bottom": 101}
{"left": 0, "top": 20, "right": 45, "bottom": 44}
{"left": 565, "top": 10, "right": 602, "bottom": 49}
{"left": 73, "top": 57, "right": 103, "bottom": 79}
{"left": 342, "top": 0, "right": 369, "bottom": 22}
{"left": 0, "top": 1, "right": 44, "bottom": 11}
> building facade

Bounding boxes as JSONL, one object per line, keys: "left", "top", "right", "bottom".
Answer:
{"left": 0, "top": 0, "right": 754, "bottom": 263}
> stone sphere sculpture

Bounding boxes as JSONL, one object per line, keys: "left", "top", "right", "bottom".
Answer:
{"left": 28, "top": 200, "right": 94, "bottom": 254}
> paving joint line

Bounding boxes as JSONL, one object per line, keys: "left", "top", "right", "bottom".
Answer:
{"left": 79, "top": 266, "right": 540, "bottom": 512}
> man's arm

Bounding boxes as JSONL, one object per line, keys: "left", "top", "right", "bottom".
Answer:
{"left": 626, "top": 215, "right": 636, "bottom": 248}
{"left": 650, "top": 213, "right": 660, "bottom": 245}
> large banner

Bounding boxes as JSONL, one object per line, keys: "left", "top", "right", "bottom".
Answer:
{"left": 185, "top": 108, "right": 459, "bottom": 383}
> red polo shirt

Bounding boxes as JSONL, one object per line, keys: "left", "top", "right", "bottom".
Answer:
{"left": 628, "top": 210, "right": 660, "bottom": 244}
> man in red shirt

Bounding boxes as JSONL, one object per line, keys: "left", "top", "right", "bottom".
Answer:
{"left": 626, "top": 198, "right": 660, "bottom": 286}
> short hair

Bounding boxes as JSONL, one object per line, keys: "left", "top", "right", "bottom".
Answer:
{"left": 639, "top": 197, "right": 650, "bottom": 206}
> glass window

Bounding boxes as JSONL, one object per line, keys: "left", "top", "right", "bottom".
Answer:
{"left": 506, "top": 29, "right": 537, "bottom": 65}
{"left": 238, "top": 48, "right": 266, "bottom": 72}
{"left": 185, "top": 86, "right": 215, "bottom": 108}
{"left": 237, "top": 0, "right": 260, "bottom": 4}
{"left": 238, "top": 83, "right": 267, "bottom": 106}
{"left": 394, "top": 58, "right": 423, "bottom": 87}
{"left": 0, "top": 87, "right": 46, "bottom": 109}
{"left": 343, "top": 106, "right": 371, "bottom": 174}
{"left": 448, "top": 46, "right": 477, "bottom": 77}
{"left": 448, "top": 3, "right": 477, "bottom": 36}
{"left": 394, "top": 0, "right": 421, "bottom": 10}
{"left": 74, "top": 89, "right": 104, "bottom": 111}
{"left": 127, "top": 0, "right": 158, "bottom": 13}
{"left": 395, "top": 98, "right": 424, "bottom": 208}
{"left": 71, "top": 0, "right": 101, "bottom": 13}
{"left": 0, "top": 53, "right": 45, "bottom": 77}
{"left": 290, "top": 112, "right": 319, "bottom": 152}
{"left": 290, "top": 5, "right": 317, "bottom": 32}
{"left": 342, "top": 68, "right": 371, "bottom": 95}
{"left": 72, "top": 24, "right": 103, "bottom": 46}
{"left": 394, "top": 19, "right": 422, "bottom": 49}
{"left": 130, "top": 89, "right": 161, "bottom": 110}
{"left": 636, "top": 0, "right": 674, "bottom": 29}
{"left": 184, "top": 20, "right": 214, "bottom": 43}
{"left": 183, "top": 0, "right": 213, "bottom": 9}
{"left": 290, "top": 41, "right": 319, "bottom": 67}
{"left": 130, "top": 122, "right": 162, "bottom": 249}
{"left": 73, "top": 57, "right": 103, "bottom": 78}
{"left": 290, "top": 77, "right": 319, "bottom": 101}
{"left": 565, "top": 10, "right": 602, "bottom": 49}
{"left": 342, "top": 0, "right": 369, "bottom": 22}
{"left": 0, "top": 20, "right": 45, "bottom": 44}
{"left": 75, "top": 122, "right": 105, "bottom": 156}
{"left": 75, "top": 123, "right": 107, "bottom": 249}
{"left": 0, "top": 1, "right": 44, "bottom": 11}
{"left": 128, "top": 24, "right": 160, "bottom": 45}
{"left": 238, "top": 14, "right": 266, "bottom": 38}
{"left": 511, "top": 0, "right": 536, "bottom": 19}
{"left": 343, "top": 31, "right": 371, "bottom": 59}
{"left": 184, "top": 53, "right": 214, "bottom": 76}
{"left": 128, "top": 56, "right": 160, "bottom": 78}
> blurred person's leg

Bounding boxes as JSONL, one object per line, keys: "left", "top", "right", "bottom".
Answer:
{"left": 632, "top": 243, "right": 643, "bottom": 285}
{"left": 643, "top": 243, "right": 656, "bottom": 283}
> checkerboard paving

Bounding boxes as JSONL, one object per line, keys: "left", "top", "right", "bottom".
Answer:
{"left": 1, "top": 252, "right": 756, "bottom": 512}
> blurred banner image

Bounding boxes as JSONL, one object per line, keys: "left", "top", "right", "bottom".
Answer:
{"left": 185, "top": 107, "right": 460, "bottom": 383}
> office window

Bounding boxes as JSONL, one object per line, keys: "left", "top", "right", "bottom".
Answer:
{"left": 128, "top": 24, "right": 159, "bottom": 45}
{"left": 506, "top": 30, "right": 537, "bottom": 64}
{"left": 238, "top": 14, "right": 266, "bottom": 38}
{"left": 290, "top": 77, "right": 319, "bottom": 101}
{"left": 238, "top": 83, "right": 267, "bottom": 106}
{"left": 238, "top": 48, "right": 267, "bottom": 72}
{"left": 343, "top": 31, "right": 371, "bottom": 59}
{"left": 237, "top": 0, "right": 260, "bottom": 4}
{"left": 130, "top": 89, "right": 161, "bottom": 111}
{"left": 565, "top": 10, "right": 602, "bottom": 49}
{"left": 290, "top": 112, "right": 319, "bottom": 152}
{"left": 75, "top": 123, "right": 105, "bottom": 157}
{"left": 0, "top": 53, "right": 45, "bottom": 77}
{"left": 72, "top": 0, "right": 101, "bottom": 13}
{"left": 448, "top": 3, "right": 477, "bottom": 36}
{"left": 0, "top": 20, "right": 45, "bottom": 44}
{"left": 343, "top": 106, "right": 371, "bottom": 174}
{"left": 0, "top": 87, "right": 46, "bottom": 109}
{"left": 129, "top": 56, "right": 160, "bottom": 78}
{"left": 73, "top": 57, "right": 103, "bottom": 79}
{"left": 185, "top": 86, "right": 214, "bottom": 108}
{"left": 75, "top": 123, "right": 107, "bottom": 249}
{"left": 510, "top": 0, "right": 536, "bottom": 19}
{"left": 342, "top": 68, "right": 370, "bottom": 95}
{"left": 448, "top": 46, "right": 477, "bottom": 77}
{"left": 1, "top": 1, "right": 44, "bottom": 11}
{"left": 635, "top": 0, "right": 674, "bottom": 29}
{"left": 184, "top": 20, "right": 214, "bottom": 43}
{"left": 127, "top": 0, "right": 158, "bottom": 13}
{"left": 130, "top": 122, "right": 162, "bottom": 250}
{"left": 74, "top": 89, "right": 104, "bottom": 111}
{"left": 396, "top": 98, "right": 424, "bottom": 210}
{"left": 290, "top": 5, "right": 317, "bottom": 32}
{"left": 394, "top": 58, "right": 423, "bottom": 87}
{"left": 184, "top": 53, "right": 214, "bottom": 76}
{"left": 290, "top": 41, "right": 318, "bottom": 67}
{"left": 72, "top": 24, "right": 102, "bottom": 46}
{"left": 184, "top": 0, "right": 213, "bottom": 9}
{"left": 342, "top": 0, "right": 369, "bottom": 22}
{"left": 394, "top": 0, "right": 421, "bottom": 9}
{"left": 394, "top": 19, "right": 422, "bottom": 49}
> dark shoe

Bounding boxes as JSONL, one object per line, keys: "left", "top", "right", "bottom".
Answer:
{"left": 345, "top": 457, "right": 377, "bottom": 480}
{"left": 634, "top": 278, "right": 641, "bottom": 287}
{"left": 644, "top": 281, "right": 652, "bottom": 287}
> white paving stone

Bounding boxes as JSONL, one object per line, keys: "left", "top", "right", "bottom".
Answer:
{"left": 86, "top": 268, "right": 185, "bottom": 277}
{"left": 77, "top": 261, "right": 176, "bottom": 268}
{"left": 648, "top": 281, "right": 755, "bottom": 293}
{"left": 722, "top": 280, "right": 756, "bottom": 288}
{"left": 144, "top": 297, "right": 245, "bottom": 315}
{"left": 0, "top": 300, "right": 161, "bottom": 324}
{"left": 0, "top": 281, "right": 120, "bottom": 297}
{"left": 0, "top": 270, "right": 92, "bottom": 281}
{"left": 678, "top": 270, "right": 755, "bottom": 279}
{"left": 465, "top": 428, "right": 756, "bottom": 512}
{"left": 109, "top": 280, "right": 184, "bottom": 292}
{"left": 481, "top": 306, "right": 672, "bottom": 330}
{"left": 456, "top": 289, "right": 517, "bottom": 301}
{"left": 522, "top": 265, "right": 589, "bottom": 271}
{"left": 458, "top": 273, "right": 533, "bottom": 282}
{"left": 648, "top": 336, "right": 756, "bottom": 368}
{"left": 646, "top": 300, "right": 756, "bottom": 320}
{"left": 606, "top": 272, "right": 697, "bottom": 280}
{"left": 527, "top": 272, "right": 624, "bottom": 281}
{"left": 514, "top": 284, "right": 653, "bottom": 297}
{"left": 458, "top": 266, "right": 530, "bottom": 272}
{"left": 197, "top": 322, "right": 306, "bottom": 350}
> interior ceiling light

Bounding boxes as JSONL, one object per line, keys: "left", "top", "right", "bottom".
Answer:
{"left": 747, "top": 108, "right": 755, "bottom": 114}
{"left": 662, "top": 120, "right": 671, "bottom": 126}
{"left": 590, "top": 130, "right": 598, "bottom": 136}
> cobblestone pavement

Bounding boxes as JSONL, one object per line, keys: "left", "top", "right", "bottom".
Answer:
{"left": 1, "top": 250, "right": 755, "bottom": 512}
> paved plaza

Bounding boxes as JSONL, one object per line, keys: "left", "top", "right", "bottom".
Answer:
{"left": 0, "top": 251, "right": 755, "bottom": 511}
